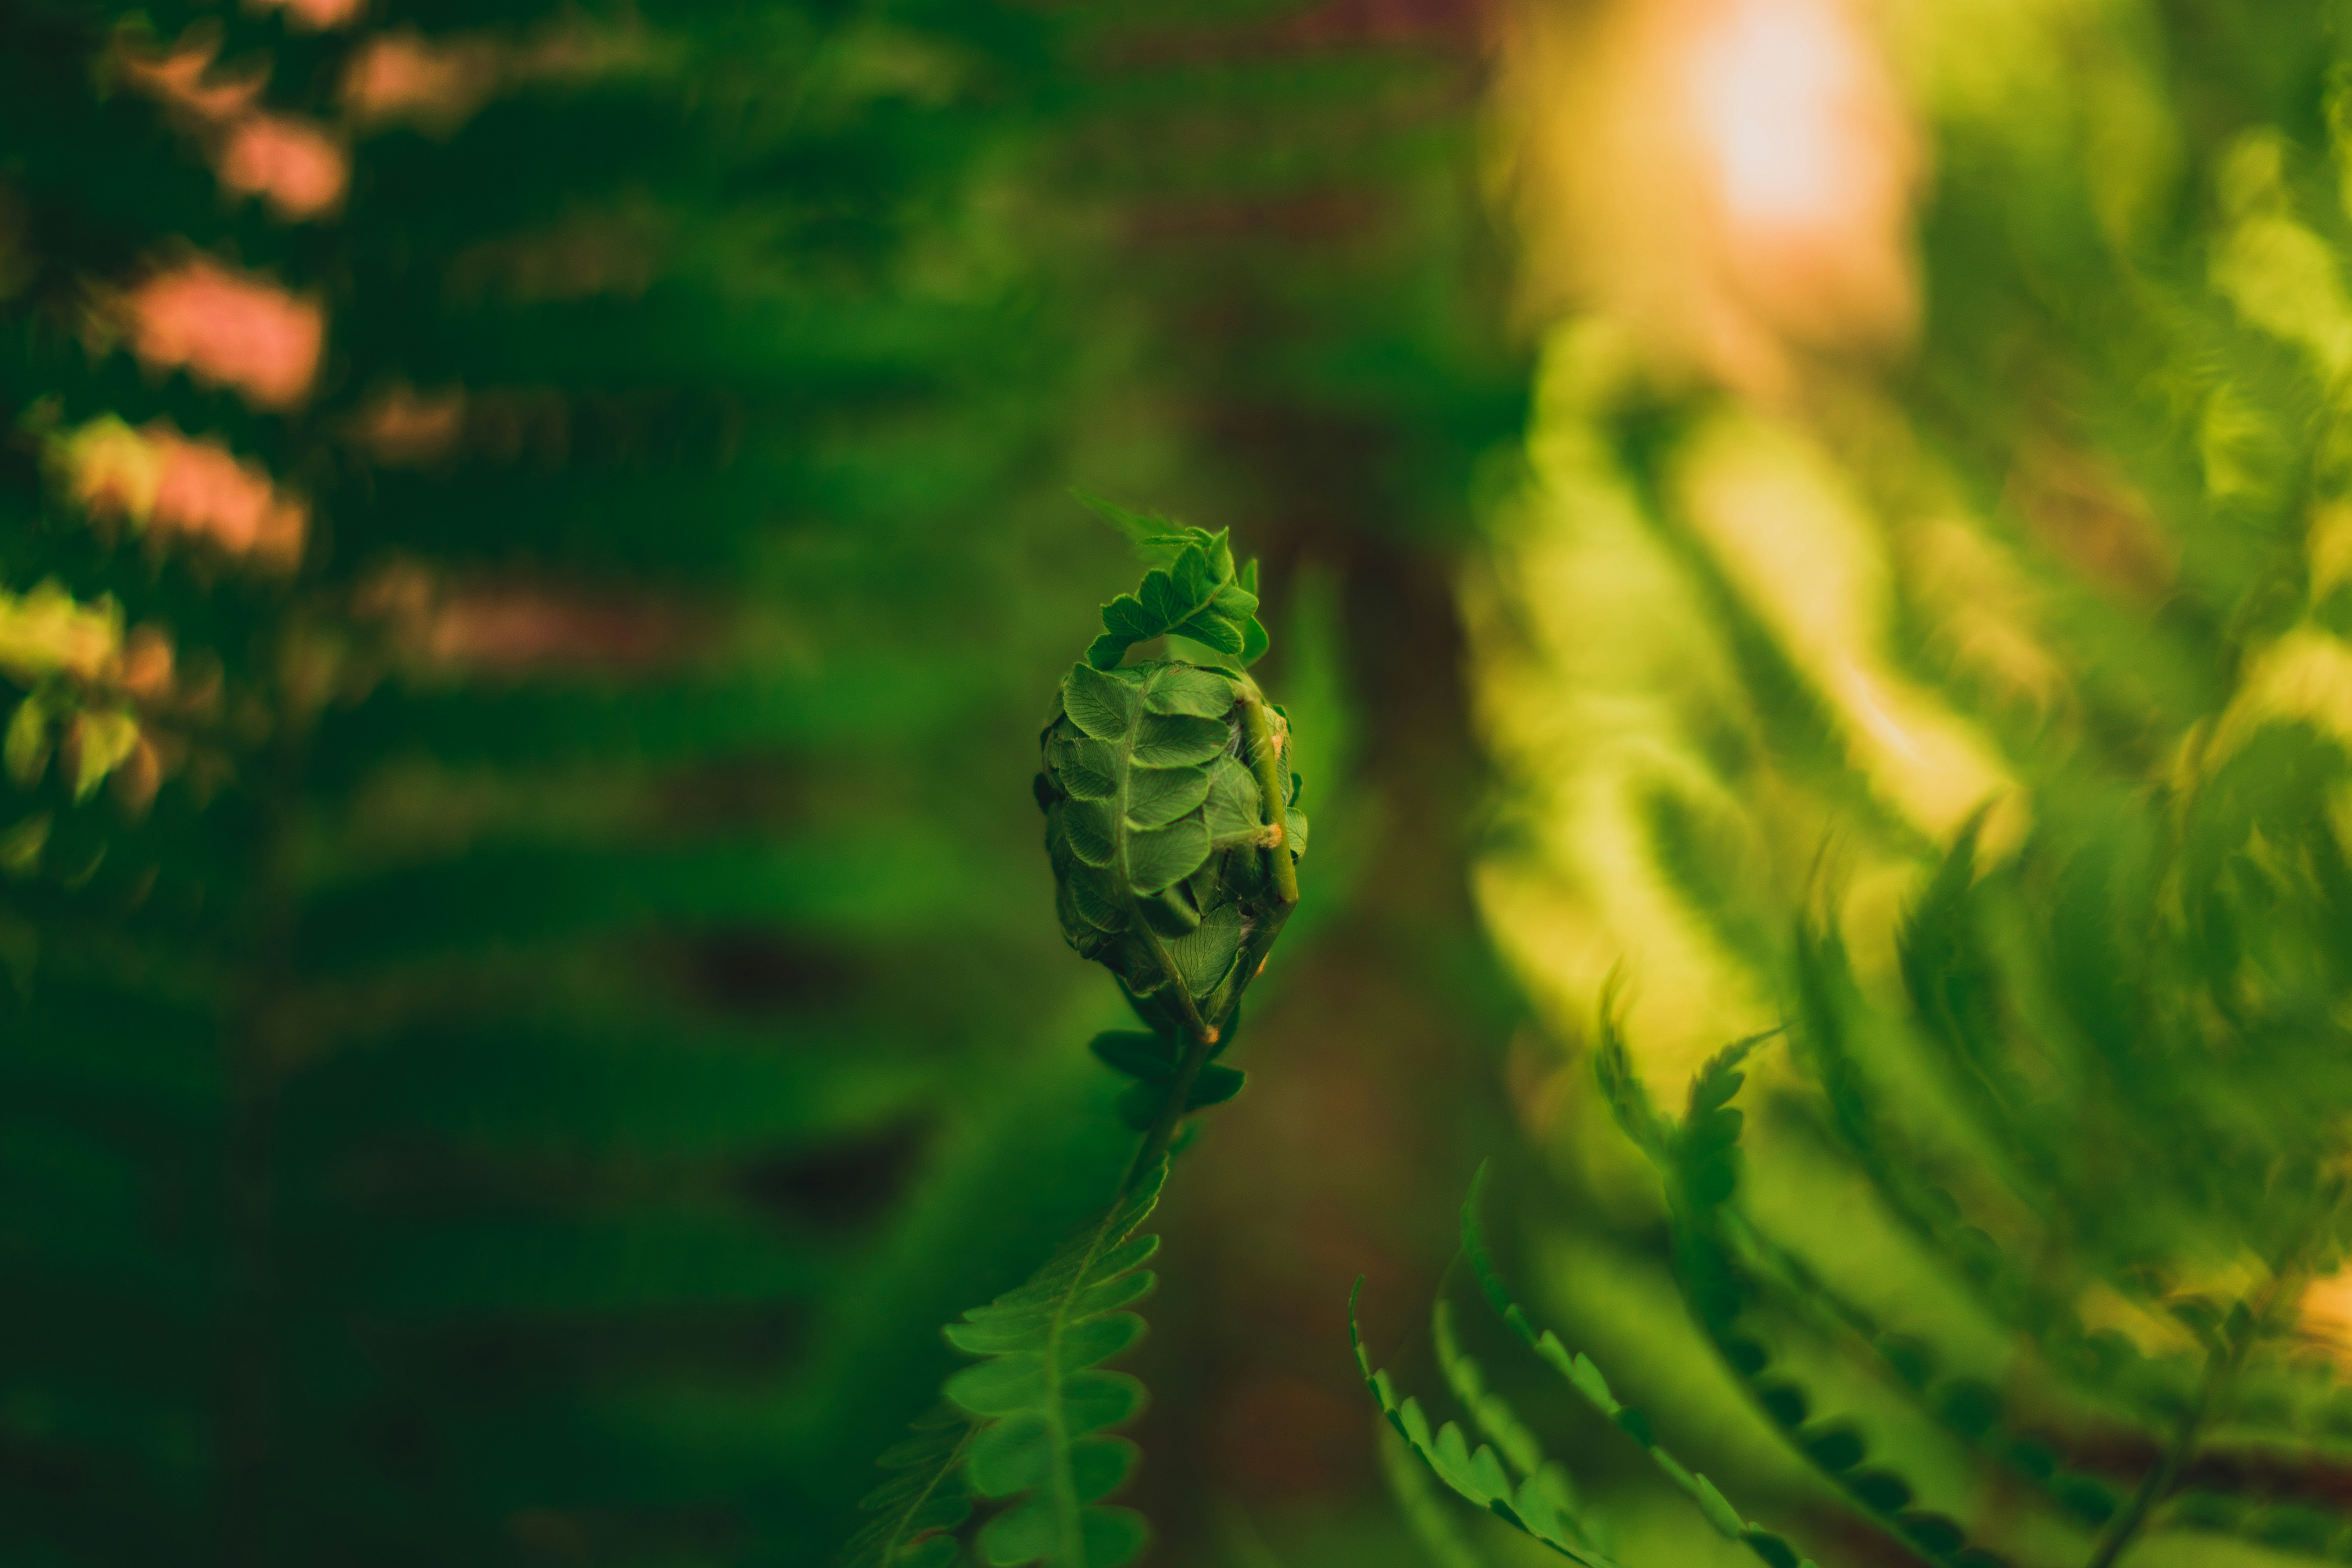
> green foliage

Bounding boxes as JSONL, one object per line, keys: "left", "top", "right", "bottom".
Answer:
{"left": 1426, "top": 6, "right": 2352, "bottom": 1568}
{"left": 1070, "top": 499, "right": 1271, "bottom": 673}
{"left": 1383, "top": 763, "right": 2352, "bottom": 1566}
{"left": 1038, "top": 542, "right": 1305, "bottom": 1043}
{"left": 0, "top": 0, "right": 1516, "bottom": 1556}
{"left": 853, "top": 1163, "right": 1167, "bottom": 1568}
{"left": 1352, "top": 1277, "right": 1618, "bottom": 1567}
{"left": 0, "top": 0, "right": 1304, "bottom": 1561}
{"left": 851, "top": 533, "right": 1308, "bottom": 1564}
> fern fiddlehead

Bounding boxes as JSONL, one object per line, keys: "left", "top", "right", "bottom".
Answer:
{"left": 848, "top": 510, "right": 1307, "bottom": 1566}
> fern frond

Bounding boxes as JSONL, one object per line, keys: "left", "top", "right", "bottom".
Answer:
{"left": 1653, "top": 1051, "right": 2024, "bottom": 1566}
{"left": 1433, "top": 1294, "right": 1563, "bottom": 1491}
{"left": 1039, "top": 533, "right": 1304, "bottom": 1158}
{"left": 1377, "top": 1419, "right": 1500, "bottom": 1568}
{"left": 1069, "top": 505, "right": 1269, "bottom": 673}
{"left": 846, "top": 1405, "right": 979, "bottom": 1568}
{"left": 1458, "top": 1165, "right": 1820, "bottom": 1568}
{"left": 1350, "top": 1279, "right": 1619, "bottom": 1565}
{"left": 1692, "top": 1190, "right": 2140, "bottom": 1543}
{"left": 924, "top": 1158, "right": 1168, "bottom": 1568}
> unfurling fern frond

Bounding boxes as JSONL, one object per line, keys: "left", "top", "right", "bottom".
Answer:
{"left": 851, "top": 524, "right": 1308, "bottom": 1565}
{"left": 1036, "top": 515, "right": 1303, "bottom": 1055}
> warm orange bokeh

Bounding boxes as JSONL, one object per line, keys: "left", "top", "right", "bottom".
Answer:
{"left": 249, "top": 0, "right": 367, "bottom": 32}
{"left": 343, "top": 30, "right": 504, "bottom": 135}
{"left": 348, "top": 381, "right": 468, "bottom": 466}
{"left": 122, "top": 258, "right": 324, "bottom": 410}
{"left": 119, "top": 36, "right": 264, "bottom": 123}
{"left": 1497, "top": 0, "right": 1920, "bottom": 397}
{"left": 151, "top": 435, "right": 308, "bottom": 565}
{"left": 218, "top": 114, "right": 348, "bottom": 220}
{"left": 120, "top": 37, "right": 348, "bottom": 221}
{"left": 59, "top": 416, "right": 308, "bottom": 568}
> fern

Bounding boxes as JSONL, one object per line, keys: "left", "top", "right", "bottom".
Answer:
{"left": 1460, "top": 1167, "right": 1824, "bottom": 1568}
{"left": 853, "top": 1163, "right": 1165, "bottom": 1568}
{"left": 1655, "top": 1040, "right": 2012, "bottom": 1567}
{"left": 1352, "top": 1145, "right": 1840, "bottom": 1568}
{"left": 1351, "top": 1279, "right": 1619, "bottom": 1566}
{"left": 1039, "top": 523, "right": 1304, "bottom": 1059}
{"left": 940, "top": 1161, "right": 1165, "bottom": 1568}
{"left": 1433, "top": 1295, "right": 1569, "bottom": 1499}
{"left": 850, "top": 530, "right": 1307, "bottom": 1564}
{"left": 848, "top": 1408, "right": 981, "bottom": 1568}
{"left": 1377, "top": 1420, "right": 1497, "bottom": 1568}
{"left": 1443, "top": 5, "right": 2352, "bottom": 1566}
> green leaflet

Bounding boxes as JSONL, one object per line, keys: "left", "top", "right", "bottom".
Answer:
{"left": 1202, "top": 757, "right": 1266, "bottom": 846}
{"left": 1124, "top": 819, "right": 1209, "bottom": 897}
{"left": 1131, "top": 713, "right": 1228, "bottom": 769}
{"left": 908, "top": 1160, "right": 1167, "bottom": 1568}
{"left": 1095, "top": 1024, "right": 1247, "bottom": 1133}
{"left": 1088, "top": 1033, "right": 1179, "bottom": 1082}
{"left": 1124, "top": 766, "right": 1210, "bottom": 829}
{"left": 1455, "top": 1166, "right": 1822, "bottom": 1568}
{"left": 1161, "top": 900, "right": 1244, "bottom": 998}
{"left": 1061, "top": 666, "right": 1141, "bottom": 742}
{"left": 1641, "top": 1044, "right": 2000, "bottom": 1568}
{"left": 1111, "top": 1062, "right": 1245, "bottom": 1132}
{"left": 1069, "top": 502, "right": 1268, "bottom": 672}
{"left": 1377, "top": 1421, "right": 1499, "bottom": 1568}
{"left": 1350, "top": 1281, "right": 1621, "bottom": 1566}
{"left": 1432, "top": 1298, "right": 1562, "bottom": 1493}
{"left": 844, "top": 1407, "right": 979, "bottom": 1568}
{"left": 1144, "top": 667, "right": 1237, "bottom": 719}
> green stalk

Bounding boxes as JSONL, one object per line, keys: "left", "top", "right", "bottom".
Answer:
{"left": 2082, "top": 1188, "right": 2336, "bottom": 1568}
{"left": 1123, "top": 1030, "right": 1215, "bottom": 1192}
{"left": 1239, "top": 690, "right": 1299, "bottom": 907}
{"left": 2080, "top": 1333, "right": 2235, "bottom": 1568}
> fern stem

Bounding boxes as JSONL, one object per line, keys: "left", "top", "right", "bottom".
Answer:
{"left": 2079, "top": 1336, "right": 2231, "bottom": 1568}
{"left": 1238, "top": 691, "right": 1298, "bottom": 908}
{"left": 1044, "top": 1181, "right": 1155, "bottom": 1557}
{"left": 2080, "top": 1193, "right": 2332, "bottom": 1568}
{"left": 1124, "top": 1031, "right": 1214, "bottom": 1191}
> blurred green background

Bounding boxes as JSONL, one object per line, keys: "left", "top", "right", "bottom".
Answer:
{"left": 15, "top": 0, "right": 2352, "bottom": 1563}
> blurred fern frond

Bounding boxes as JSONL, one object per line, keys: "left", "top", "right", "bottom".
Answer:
{"left": 1420, "top": 3, "right": 2352, "bottom": 1566}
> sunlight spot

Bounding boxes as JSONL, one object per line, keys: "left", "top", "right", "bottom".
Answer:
{"left": 121, "top": 258, "right": 323, "bottom": 410}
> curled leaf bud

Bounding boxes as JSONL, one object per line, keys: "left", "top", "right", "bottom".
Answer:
{"left": 1036, "top": 516, "right": 1304, "bottom": 1039}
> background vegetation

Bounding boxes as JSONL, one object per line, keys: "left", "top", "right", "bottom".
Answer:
{"left": 15, "top": 0, "right": 2352, "bottom": 1565}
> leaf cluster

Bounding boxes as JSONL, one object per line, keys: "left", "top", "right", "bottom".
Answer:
{"left": 851, "top": 1164, "right": 1168, "bottom": 1568}
{"left": 1071, "top": 499, "right": 1270, "bottom": 672}
{"left": 1351, "top": 1161, "right": 1822, "bottom": 1568}
{"left": 1036, "top": 541, "right": 1305, "bottom": 1041}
